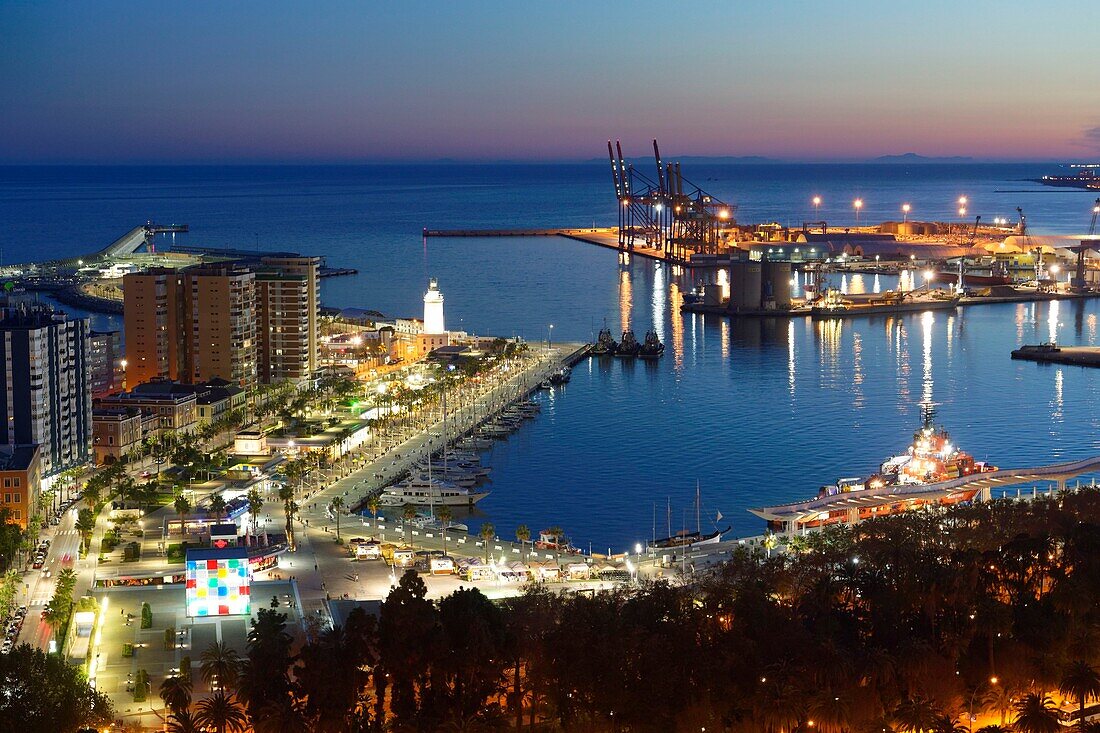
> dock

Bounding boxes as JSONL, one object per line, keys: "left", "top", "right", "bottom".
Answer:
{"left": 684, "top": 288, "right": 1100, "bottom": 320}
{"left": 424, "top": 227, "right": 682, "bottom": 264}
{"left": 301, "top": 342, "right": 591, "bottom": 520}
{"left": 1012, "top": 344, "right": 1100, "bottom": 367}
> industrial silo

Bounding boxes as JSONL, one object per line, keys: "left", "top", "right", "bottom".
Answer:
{"left": 762, "top": 260, "right": 792, "bottom": 309}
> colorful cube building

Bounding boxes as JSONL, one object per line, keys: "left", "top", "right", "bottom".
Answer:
{"left": 185, "top": 546, "right": 251, "bottom": 617}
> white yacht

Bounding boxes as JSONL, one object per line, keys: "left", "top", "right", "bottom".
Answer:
{"left": 380, "top": 480, "right": 489, "bottom": 507}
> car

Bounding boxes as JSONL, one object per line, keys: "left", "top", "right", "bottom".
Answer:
{"left": 31, "top": 560, "right": 43, "bottom": 569}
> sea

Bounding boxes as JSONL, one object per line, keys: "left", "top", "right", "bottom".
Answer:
{"left": 3, "top": 162, "right": 1100, "bottom": 551}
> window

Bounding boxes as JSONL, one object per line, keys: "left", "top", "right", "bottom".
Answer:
{"left": 2, "top": 479, "right": 8, "bottom": 488}
{"left": 13, "top": 493, "right": 19, "bottom": 503}
{"left": 2, "top": 493, "right": 8, "bottom": 503}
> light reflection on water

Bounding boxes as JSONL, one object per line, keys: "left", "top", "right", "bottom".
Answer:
{"left": 476, "top": 255, "right": 1100, "bottom": 551}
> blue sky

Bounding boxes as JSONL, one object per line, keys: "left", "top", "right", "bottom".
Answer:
{"left": 1, "top": 1, "right": 1096, "bottom": 163}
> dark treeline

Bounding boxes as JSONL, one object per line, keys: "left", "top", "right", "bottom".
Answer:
{"left": 58, "top": 490, "right": 1100, "bottom": 732}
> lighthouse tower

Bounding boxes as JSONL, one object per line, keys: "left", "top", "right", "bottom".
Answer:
{"left": 423, "top": 278, "right": 445, "bottom": 335}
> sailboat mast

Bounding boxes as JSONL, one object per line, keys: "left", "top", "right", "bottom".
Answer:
{"left": 666, "top": 497, "right": 671, "bottom": 538}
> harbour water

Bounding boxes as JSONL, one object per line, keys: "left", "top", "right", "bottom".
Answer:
{"left": 4, "top": 163, "right": 1100, "bottom": 550}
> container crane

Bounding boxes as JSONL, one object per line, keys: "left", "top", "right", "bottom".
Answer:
{"left": 1071, "top": 198, "right": 1100, "bottom": 290}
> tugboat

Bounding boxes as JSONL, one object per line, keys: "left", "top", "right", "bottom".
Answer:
{"left": 592, "top": 327, "right": 618, "bottom": 356}
{"left": 617, "top": 329, "right": 641, "bottom": 357}
{"left": 639, "top": 330, "right": 665, "bottom": 359}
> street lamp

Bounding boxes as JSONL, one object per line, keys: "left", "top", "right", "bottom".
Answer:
{"left": 812, "top": 196, "right": 822, "bottom": 214}
{"left": 902, "top": 203, "right": 911, "bottom": 222}
{"left": 547, "top": 324, "right": 554, "bottom": 349}
{"left": 853, "top": 198, "right": 863, "bottom": 226}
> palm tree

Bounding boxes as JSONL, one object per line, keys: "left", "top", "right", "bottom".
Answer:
{"left": 253, "top": 697, "right": 312, "bottom": 733}
{"left": 1011, "top": 693, "right": 1061, "bottom": 733}
{"left": 438, "top": 505, "right": 453, "bottom": 556}
{"left": 200, "top": 641, "right": 241, "bottom": 692}
{"left": 74, "top": 508, "right": 95, "bottom": 554}
{"left": 330, "top": 496, "right": 345, "bottom": 541}
{"left": 209, "top": 494, "right": 228, "bottom": 523}
{"left": 246, "top": 488, "right": 264, "bottom": 534}
{"left": 166, "top": 710, "right": 203, "bottom": 733}
{"left": 278, "top": 484, "right": 297, "bottom": 550}
{"left": 195, "top": 690, "right": 248, "bottom": 733}
{"left": 402, "top": 503, "right": 417, "bottom": 544}
{"left": 367, "top": 495, "right": 380, "bottom": 527}
{"left": 174, "top": 494, "right": 192, "bottom": 539}
{"left": 974, "top": 727, "right": 1010, "bottom": 733}
{"left": 480, "top": 521, "right": 496, "bottom": 563}
{"left": 1060, "top": 660, "right": 1100, "bottom": 726}
{"left": 893, "top": 697, "right": 940, "bottom": 733}
{"left": 983, "top": 682, "right": 1016, "bottom": 727}
{"left": 159, "top": 674, "right": 192, "bottom": 715}
{"left": 515, "top": 524, "right": 531, "bottom": 562}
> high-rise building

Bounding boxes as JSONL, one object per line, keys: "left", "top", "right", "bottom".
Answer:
{"left": 255, "top": 256, "right": 320, "bottom": 384}
{"left": 184, "top": 264, "right": 257, "bottom": 386}
{"left": 89, "top": 330, "right": 122, "bottom": 396}
{"left": 0, "top": 305, "right": 92, "bottom": 477}
{"left": 124, "top": 264, "right": 257, "bottom": 389}
{"left": 122, "top": 268, "right": 186, "bottom": 386}
{"left": 423, "top": 278, "right": 445, "bottom": 334}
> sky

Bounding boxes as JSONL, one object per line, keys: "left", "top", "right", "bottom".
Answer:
{"left": 1, "top": 0, "right": 1098, "bottom": 163}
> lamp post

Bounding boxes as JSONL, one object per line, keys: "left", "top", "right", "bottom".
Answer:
{"left": 902, "top": 203, "right": 911, "bottom": 223}
{"left": 812, "top": 196, "right": 822, "bottom": 216}
{"left": 853, "top": 199, "right": 863, "bottom": 227}
{"left": 547, "top": 324, "right": 554, "bottom": 350}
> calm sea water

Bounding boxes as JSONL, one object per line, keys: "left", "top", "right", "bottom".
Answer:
{"left": 3, "top": 163, "right": 1100, "bottom": 550}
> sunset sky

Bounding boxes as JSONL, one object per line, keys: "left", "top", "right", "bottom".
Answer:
{"left": 2, "top": 1, "right": 1097, "bottom": 163}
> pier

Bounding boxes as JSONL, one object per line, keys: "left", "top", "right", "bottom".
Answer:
{"left": 1012, "top": 343, "right": 1100, "bottom": 367}
{"left": 425, "top": 227, "right": 693, "bottom": 264}
{"left": 299, "top": 343, "right": 592, "bottom": 544}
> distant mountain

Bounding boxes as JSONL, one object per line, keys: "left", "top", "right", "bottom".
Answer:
{"left": 869, "top": 153, "right": 975, "bottom": 164}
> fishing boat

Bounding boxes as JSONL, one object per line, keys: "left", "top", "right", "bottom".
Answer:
{"left": 639, "top": 330, "right": 665, "bottom": 359}
{"left": 617, "top": 329, "right": 641, "bottom": 357}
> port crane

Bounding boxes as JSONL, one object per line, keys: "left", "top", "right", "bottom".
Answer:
{"left": 607, "top": 138, "right": 737, "bottom": 264}
{"left": 1070, "top": 198, "right": 1100, "bottom": 290}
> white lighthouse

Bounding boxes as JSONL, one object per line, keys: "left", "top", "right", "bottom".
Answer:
{"left": 423, "top": 278, "right": 445, "bottom": 335}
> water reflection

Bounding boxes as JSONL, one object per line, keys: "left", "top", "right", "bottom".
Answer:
{"left": 1048, "top": 299, "right": 1060, "bottom": 343}
{"left": 873, "top": 273, "right": 881, "bottom": 294}
{"left": 921, "top": 311, "right": 934, "bottom": 405}
{"left": 1053, "top": 368, "right": 1064, "bottom": 421}
{"left": 788, "top": 320, "right": 796, "bottom": 396}
{"left": 618, "top": 266, "right": 632, "bottom": 335}
{"left": 669, "top": 282, "right": 685, "bottom": 372}
{"left": 852, "top": 332, "right": 864, "bottom": 409}
{"left": 652, "top": 264, "right": 666, "bottom": 344}
{"left": 849, "top": 273, "right": 866, "bottom": 295}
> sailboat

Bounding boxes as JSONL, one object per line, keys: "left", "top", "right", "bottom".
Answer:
{"left": 647, "top": 485, "right": 729, "bottom": 551}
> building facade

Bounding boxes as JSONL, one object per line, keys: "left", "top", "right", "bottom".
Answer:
{"left": 97, "top": 382, "right": 198, "bottom": 433}
{"left": 92, "top": 407, "right": 146, "bottom": 465}
{"left": 125, "top": 260, "right": 317, "bottom": 391}
{"left": 255, "top": 257, "right": 320, "bottom": 385}
{"left": 0, "top": 305, "right": 92, "bottom": 476}
{"left": 89, "top": 330, "right": 122, "bottom": 396}
{"left": 0, "top": 444, "right": 42, "bottom": 529}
